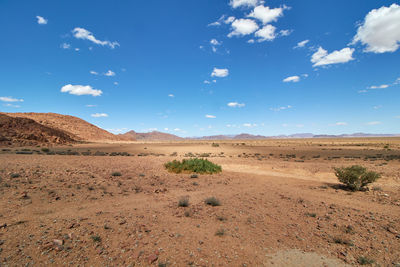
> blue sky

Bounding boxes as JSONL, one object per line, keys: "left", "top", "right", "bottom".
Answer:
{"left": 0, "top": 0, "right": 399, "bottom": 137}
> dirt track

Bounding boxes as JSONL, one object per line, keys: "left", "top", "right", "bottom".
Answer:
{"left": 0, "top": 139, "right": 399, "bottom": 266}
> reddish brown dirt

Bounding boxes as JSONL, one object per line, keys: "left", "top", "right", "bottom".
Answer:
{"left": 0, "top": 139, "right": 399, "bottom": 266}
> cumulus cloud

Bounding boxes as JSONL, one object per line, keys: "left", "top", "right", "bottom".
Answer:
{"left": 255, "top": 24, "right": 276, "bottom": 42}
{"left": 205, "top": 115, "right": 216, "bottom": 119}
{"left": 90, "top": 70, "right": 98, "bottom": 75}
{"left": 211, "top": 68, "right": 229, "bottom": 77}
{"left": 227, "top": 102, "right": 245, "bottom": 108}
{"left": 104, "top": 70, "right": 115, "bottom": 76}
{"left": 168, "top": 94, "right": 174, "bottom": 98}
{"left": 368, "top": 84, "right": 389, "bottom": 89}
{"left": 210, "top": 39, "right": 221, "bottom": 46}
{"left": 91, "top": 113, "right": 108, "bottom": 118}
{"left": 36, "top": 16, "right": 47, "bottom": 25}
{"left": 72, "top": 27, "right": 120, "bottom": 49}
{"left": 247, "top": 5, "right": 284, "bottom": 25}
{"left": 270, "top": 105, "right": 292, "bottom": 111}
{"left": 279, "top": 29, "right": 292, "bottom": 37}
{"left": 0, "top": 96, "right": 24, "bottom": 102}
{"left": 283, "top": 76, "right": 300, "bottom": 83}
{"left": 230, "top": 0, "right": 263, "bottom": 8}
{"left": 311, "top": 46, "right": 354, "bottom": 67}
{"left": 352, "top": 4, "right": 400, "bottom": 53}
{"left": 228, "top": 19, "right": 259, "bottom": 37}
{"left": 294, "top": 39, "right": 309, "bottom": 48}
{"left": 61, "top": 84, "right": 102, "bottom": 96}
{"left": 208, "top": 15, "right": 236, "bottom": 27}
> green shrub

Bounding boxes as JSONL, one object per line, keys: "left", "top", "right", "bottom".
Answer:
{"left": 10, "top": 173, "right": 20, "bottom": 178}
{"left": 211, "top": 143, "right": 219, "bottom": 147}
{"left": 111, "top": 172, "right": 122, "bottom": 177}
{"left": 91, "top": 235, "right": 101, "bottom": 242}
{"left": 205, "top": 197, "right": 221, "bottom": 206}
{"left": 358, "top": 256, "right": 375, "bottom": 265}
{"left": 41, "top": 148, "right": 50, "bottom": 153}
{"left": 164, "top": 158, "right": 222, "bottom": 174}
{"left": 334, "top": 165, "right": 380, "bottom": 191}
{"left": 178, "top": 197, "right": 189, "bottom": 207}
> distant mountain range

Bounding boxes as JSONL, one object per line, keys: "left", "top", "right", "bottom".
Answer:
{"left": 1, "top": 112, "right": 398, "bottom": 146}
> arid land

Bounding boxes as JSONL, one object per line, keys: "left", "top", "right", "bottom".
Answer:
{"left": 1, "top": 138, "right": 400, "bottom": 266}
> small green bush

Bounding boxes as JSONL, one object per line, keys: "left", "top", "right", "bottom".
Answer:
{"left": 91, "top": 235, "right": 101, "bottom": 242}
{"left": 178, "top": 197, "right": 189, "bottom": 207}
{"left": 41, "top": 148, "right": 50, "bottom": 153}
{"left": 111, "top": 172, "right": 122, "bottom": 177}
{"left": 164, "top": 158, "right": 222, "bottom": 174}
{"left": 211, "top": 143, "right": 219, "bottom": 147}
{"left": 10, "top": 173, "right": 20, "bottom": 178}
{"left": 358, "top": 256, "right": 375, "bottom": 265}
{"left": 334, "top": 165, "right": 380, "bottom": 191}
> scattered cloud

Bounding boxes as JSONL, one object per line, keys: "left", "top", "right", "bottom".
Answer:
{"left": 104, "top": 70, "right": 115, "bottom": 76}
{"left": 72, "top": 27, "right": 120, "bottom": 49}
{"left": 227, "top": 102, "right": 245, "bottom": 108}
{"left": 61, "top": 43, "right": 71, "bottom": 49}
{"left": 168, "top": 94, "right": 174, "bottom": 98}
{"left": 311, "top": 46, "right": 354, "bottom": 67}
{"left": 205, "top": 114, "right": 216, "bottom": 119}
{"left": 247, "top": 5, "right": 285, "bottom": 25}
{"left": 255, "top": 24, "right": 276, "bottom": 42}
{"left": 368, "top": 84, "right": 389, "bottom": 89}
{"left": 85, "top": 104, "right": 97, "bottom": 107}
{"left": 243, "top": 123, "right": 257, "bottom": 127}
{"left": 373, "top": 105, "right": 382, "bottom": 110}
{"left": 208, "top": 15, "right": 236, "bottom": 27}
{"left": 283, "top": 75, "right": 300, "bottom": 83}
{"left": 352, "top": 4, "right": 400, "bottom": 53}
{"left": 366, "top": 121, "right": 381, "bottom": 125}
{"left": 270, "top": 105, "right": 292, "bottom": 111}
{"left": 211, "top": 68, "right": 229, "bottom": 78}
{"left": 3, "top": 103, "right": 21, "bottom": 108}
{"left": 0, "top": 96, "right": 24, "bottom": 102}
{"left": 91, "top": 113, "right": 108, "bottom": 118}
{"left": 90, "top": 70, "right": 98, "bottom": 75}
{"left": 210, "top": 39, "right": 221, "bottom": 46}
{"left": 113, "top": 82, "right": 118, "bottom": 85}
{"left": 61, "top": 84, "right": 102, "bottom": 96}
{"left": 335, "top": 122, "right": 348, "bottom": 126}
{"left": 294, "top": 39, "right": 309, "bottom": 48}
{"left": 228, "top": 19, "right": 259, "bottom": 37}
{"left": 230, "top": 0, "right": 263, "bottom": 8}
{"left": 279, "top": 29, "right": 292, "bottom": 37}
{"left": 36, "top": 16, "right": 47, "bottom": 25}
{"left": 247, "top": 39, "right": 255, "bottom": 43}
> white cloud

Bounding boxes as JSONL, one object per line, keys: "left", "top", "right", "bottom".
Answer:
{"left": 283, "top": 76, "right": 300, "bottom": 83}
{"left": 61, "top": 43, "right": 71, "bottom": 49}
{"left": 91, "top": 113, "right": 108, "bottom": 118}
{"left": 352, "top": 4, "right": 400, "bottom": 53}
{"left": 75, "top": 48, "right": 80, "bottom": 51}
{"left": 3, "top": 103, "right": 21, "bottom": 108}
{"left": 279, "top": 29, "right": 292, "bottom": 36}
{"left": 61, "top": 84, "right": 102, "bottom": 96}
{"left": 311, "top": 46, "right": 354, "bottom": 67}
{"left": 294, "top": 39, "right": 309, "bottom": 48}
{"left": 210, "top": 39, "right": 221, "bottom": 46}
{"left": 204, "top": 80, "right": 211, "bottom": 84}
{"left": 113, "top": 82, "right": 119, "bottom": 85}
{"left": 211, "top": 68, "right": 229, "bottom": 78}
{"left": 247, "top": 39, "right": 255, "bottom": 43}
{"left": 168, "top": 94, "right": 174, "bottom": 98}
{"left": 230, "top": 0, "right": 263, "bottom": 8}
{"left": 205, "top": 115, "right": 216, "bottom": 119}
{"left": 225, "top": 16, "right": 236, "bottom": 24}
{"left": 227, "top": 102, "right": 245, "bottom": 108}
{"left": 85, "top": 104, "right": 97, "bottom": 107}
{"left": 90, "top": 70, "right": 98, "bottom": 75}
{"left": 208, "top": 15, "right": 236, "bottom": 27}
{"left": 243, "top": 123, "right": 257, "bottom": 127}
{"left": 255, "top": 24, "right": 276, "bottom": 42}
{"left": 335, "top": 122, "right": 348, "bottom": 126}
{"left": 36, "top": 16, "right": 47, "bottom": 25}
{"left": 270, "top": 105, "right": 292, "bottom": 111}
{"left": 72, "top": 27, "right": 120, "bottom": 49}
{"left": 104, "top": 70, "right": 115, "bottom": 76}
{"left": 373, "top": 105, "right": 382, "bottom": 110}
{"left": 368, "top": 84, "right": 389, "bottom": 89}
{"left": 0, "top": 96, "right": 24, "bottom": 102}
{"left": 228, "top": 19, "right": 259, "bottom": 37}
{"left": 366, "top": 121, "right": 381, "bottom": 125}
{"left": 247, "top": 5, "right": 284, "bottom": 25}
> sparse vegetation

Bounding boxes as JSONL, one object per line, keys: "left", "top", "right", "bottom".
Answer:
{"left": 215, "top": 228, "right": 225, "bottom": 236}
{"left": 334, "top": 165, "right": 380, "bottom": 191}
{"left": 91, "top": 235, "right": 102, "bottom": 242}
{"left": 205, "top": 197, "right": 221, "bottom": 206}
{"left": 164, "top": 158, "right": 222, "bottom": 174}
{"left": 305, "top": 212, "right": 317, "bottom": 218}
{"left": 333, "top": 237, "right": 353, "bottom": 246}
{"left": 111, "top": 172, "right": 122, "bottom": 177}
{"left": 10, "top": 173, "right": 20, "bottom": 178}
{"left": 41, "top": 148, "right": 50, "bottom": 153}
{"left": 211, "top": 143, "right": 219, "bottom": 147}
{"left": 190, "top": 174, "right": 198, "bottom": 179}
{"left": 178, "top": 197, "right": 189, "bottom": 207}
{"left": 358, "top": 256, "right": 375, "bottom": 265}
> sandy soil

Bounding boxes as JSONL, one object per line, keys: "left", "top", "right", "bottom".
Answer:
{"left": 0, "top": 138, "right": 399, "bottom": 266}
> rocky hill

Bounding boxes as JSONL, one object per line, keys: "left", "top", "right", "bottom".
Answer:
{"left": 0, "top": 113, "right": 77, "bottom": 146}
{"left": 4, "top": 112, "right": 127, "bottom": 142}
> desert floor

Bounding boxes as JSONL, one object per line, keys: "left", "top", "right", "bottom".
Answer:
{"left": 0, "top": 138, "right": 399, "bottom": 266}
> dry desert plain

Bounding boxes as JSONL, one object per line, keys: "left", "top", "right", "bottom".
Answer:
{"left": 0, "top": 138, "right": 400, "bottom": 266}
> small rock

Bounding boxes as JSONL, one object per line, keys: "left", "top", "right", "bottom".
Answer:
{"left": 147, "top": 253, "right": 158, "bottom": 264}
{"left": 53, "top": 239, "right": 64, "bottom": 246}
